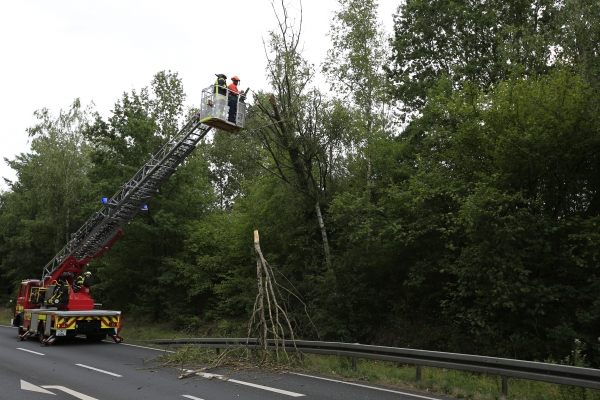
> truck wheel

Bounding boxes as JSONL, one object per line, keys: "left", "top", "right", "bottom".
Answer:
{"left": 85, "top": 333, "right": 106, "bottom": 342}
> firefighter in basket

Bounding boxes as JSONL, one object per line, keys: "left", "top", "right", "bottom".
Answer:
{"left": 228, "top": 76, "right": 244, "bottom": 123}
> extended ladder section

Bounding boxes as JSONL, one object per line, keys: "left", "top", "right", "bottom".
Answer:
{"left": 41, "top": 118, "right": 213, "bottom": 281}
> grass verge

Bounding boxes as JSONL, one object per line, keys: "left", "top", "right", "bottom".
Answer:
{"left": 1, "top": 307, "right": 13, "bottom": 324}
{"left": 295, "top": 354, "right": 600, "bottom": 400}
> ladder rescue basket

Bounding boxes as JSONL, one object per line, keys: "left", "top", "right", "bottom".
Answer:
{"left": 199, "top": 85, "right": 246, "bottom": 133}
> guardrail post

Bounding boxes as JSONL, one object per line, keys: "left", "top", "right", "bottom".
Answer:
{"left": 352, "top": 357, "right": 357, "bottom": 371}
{"left": 416, "top": 365, "right": 422, "bottom": 381}
{"left": 216, "top": 347, "right": 220, "bottom": 355}
{"left": 501, "top": 376, "right": 508, "bottom": 397}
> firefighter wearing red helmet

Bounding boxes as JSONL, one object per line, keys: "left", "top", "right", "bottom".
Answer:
{"left": 227, "top": 76, "right": 242, "bottom": 123}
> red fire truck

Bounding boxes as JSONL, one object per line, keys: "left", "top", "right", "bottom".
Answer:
{"left": 11, "top": 90, "right": 245, "bottom": 346}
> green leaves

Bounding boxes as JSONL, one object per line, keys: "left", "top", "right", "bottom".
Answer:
{"left": 0, "top": 99, "right": 93, "bottom": 295}
{"left": 387, "top": 0, "right": 560, "bottom": 112}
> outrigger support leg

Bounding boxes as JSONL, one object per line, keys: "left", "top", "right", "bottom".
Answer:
{"left": 111, "top": 334, "right": 123, "bottom": 343}
{"left": 41, "top": 334, "right": 57, "bottom": 347}
{"left": 17, "top": 330, "right": 34, "bottom": 341}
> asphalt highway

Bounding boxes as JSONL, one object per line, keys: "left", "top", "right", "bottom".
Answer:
{"left": 0, "top": 324, "right": 449, "bottom": 400}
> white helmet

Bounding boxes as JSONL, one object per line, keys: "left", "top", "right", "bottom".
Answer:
{"left": 85, "top": 271, "right": 92, "bottom": 275}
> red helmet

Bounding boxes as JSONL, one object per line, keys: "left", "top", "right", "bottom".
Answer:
{"left": 232, "top": 76, "right": 240, "bottom": 81}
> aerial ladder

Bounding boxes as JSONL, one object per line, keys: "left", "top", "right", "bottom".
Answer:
{"left": 12, "top": 83, "right": 246, "bottom": 345}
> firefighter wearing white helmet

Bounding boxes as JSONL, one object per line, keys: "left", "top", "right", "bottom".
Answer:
{"left": 73, "top": 271, "right": 94, "bottom": 292}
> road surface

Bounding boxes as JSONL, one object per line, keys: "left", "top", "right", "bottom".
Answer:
{"left": 0, "top": 324, "right": 449, "bottom": 400}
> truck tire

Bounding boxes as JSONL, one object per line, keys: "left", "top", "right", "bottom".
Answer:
{"left": 85, "top": 333, "right": 106, "bottom": 342}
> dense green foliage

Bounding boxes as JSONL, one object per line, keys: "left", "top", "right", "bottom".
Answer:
{"left": 2, "top": 0, "right": 600, "bottom": 368}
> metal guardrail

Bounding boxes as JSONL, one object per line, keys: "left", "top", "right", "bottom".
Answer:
{"left": 145, "top": 338, "right": 600, "bottom": 396}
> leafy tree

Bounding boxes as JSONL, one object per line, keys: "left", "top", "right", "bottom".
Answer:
{"left": 0, "top": 99, "right": 93, "bottom": 297}
{"left": 323, "top": 0, "right": 388, "bottom": 124}
{"left": 323, "top": 0, "right": 391, "bottom": 192}
{"left": 207, "top": 128, "right": 262, "bottom": 211}
{"left": 250, "top": 0, "right": 346, "bottom": 274}
{"left": 557, "top": 0, "right": 600, "bottom": 115}
{"left": 387, "top": 0, "right": 560, "bottom": 112}
{"left": 82, "top": 71, "right": 215, "bottom": 318}
{"left": 390, "top": 68, "right": 600, "bottom": 360}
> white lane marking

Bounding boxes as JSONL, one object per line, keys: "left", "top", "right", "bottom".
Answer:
{"left": 290, "top": 372, "right": 442, "bottom": 400}
{"left": 42, "top": 386, "right": 98, "bottom": 400}
{"left": 21, "top": 380, "right": 55, "bottom": 394}
{"left": 17, "top": 348, "right": 45, "bottom": 356}
{"left": 76, "top": 363, "right": 123, "bottom": 377}
{"left": 182, "top": 395, "right": 205, "bottom": 400}
{"left": 194, "top": 371, "right": 305, "bottom": 397}
{"left": 118, "top": 342, "right": 174, "bottom": 353}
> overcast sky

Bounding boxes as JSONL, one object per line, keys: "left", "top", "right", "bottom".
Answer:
{"left": 0, "top": 0, "right": 398, "bottom": 191}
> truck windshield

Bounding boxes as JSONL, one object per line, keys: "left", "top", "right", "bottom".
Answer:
{"left": 18, "top": 283, "right": 27, "bottom": 298}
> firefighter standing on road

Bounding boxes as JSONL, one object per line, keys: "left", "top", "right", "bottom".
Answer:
{"left": 228, "top": 76, "right": 242, "bottom": 123}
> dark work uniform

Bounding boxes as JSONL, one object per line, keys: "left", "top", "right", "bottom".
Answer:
{"left": 228, "top": 83, "right": 241, "bottom": 123}
{"left": 83, "top": 276, "right": 94, "bottom": 287}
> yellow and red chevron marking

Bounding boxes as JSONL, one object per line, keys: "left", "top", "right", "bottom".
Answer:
{"left": 55, "top": 315, "right": 120, "bottom": 330}
{"left": 100, "top": 316, "right": 120, "bottom": 328}
{"left": 56, "top": 317, "right": 77, "bottom": 329}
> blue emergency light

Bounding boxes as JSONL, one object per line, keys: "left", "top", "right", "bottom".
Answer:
{"left": 141, "top": 205, "right": 148, "bottom": 211}
{"left": 101, "top": 198, "right": 108, "bottom": 204}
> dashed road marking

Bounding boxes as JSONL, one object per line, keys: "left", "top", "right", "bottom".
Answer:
{"left": 17, "top": 348, "right": 45, "bottom": 356}
{"left": 182, "top": 395, "right": 205, "bottom": 400}
{"left": 290, "top": 372, "right": 443, "bottom": 400}
{"left": 192, "top": 371, "right": 305, "bottom": 397}
{"left": 115, "top": 342, "right": 174, "bottom": 353}
{"left": 76, "top": 363, "right": 122, "bottom": 377}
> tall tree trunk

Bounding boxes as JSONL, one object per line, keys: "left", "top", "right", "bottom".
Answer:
{"left": 253, "top": 230, "right": 268, "bottom": 349}
{"left": 315, "top": 200, "right": 332, "bottom": 272}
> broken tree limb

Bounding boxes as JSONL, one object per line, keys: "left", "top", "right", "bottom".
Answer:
{"left": 248, "top": 230, "right": 300, "bottom": 363}
{"left": 253, "top": 230, "right": 268, "bottom": 350}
